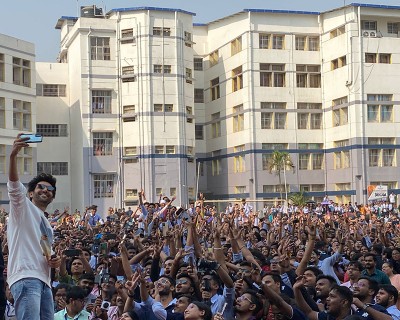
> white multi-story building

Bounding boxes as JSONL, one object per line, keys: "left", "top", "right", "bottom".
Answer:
{"left": 2, "top": 3, "right": 400, "bottom": 213}
{"left": 0, "top": 34, "right": 36, "bottom": 206}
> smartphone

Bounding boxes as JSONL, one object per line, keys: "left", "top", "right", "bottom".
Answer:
{"left": 162, "top": 222, "right": 169, "bottom": 237}
{"left": 100, "top": 242, "right": 108, "bottom": 256}
{"left": 105, "top": 233, "right": 117, "bottom": 240}
{"left": 20, "top": 133, "right": 43, "bottom": 143}
{"left": 64, "top": 249, "right": 80, "bottom": 257}
{"left": 91, "top": 244, "right": 99, "bottom": 255}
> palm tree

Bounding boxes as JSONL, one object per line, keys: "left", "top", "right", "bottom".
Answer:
{"left": 267, "top": 150, "right": 295, "bottom": 202}
{"left": 288, "top": 191, "right": 308, "bottom": 207}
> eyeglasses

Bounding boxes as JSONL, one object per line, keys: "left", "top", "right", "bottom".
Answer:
{"left": 176, "top": 279, "right": 188, "bottom": 285}
{"left": 156, "top": 278, "right": 170, "bottom": 286}
{"left": 237, "top": 295, "right": 253, "bottom": 304}
{"left": 36, "top": 183, "right": 56, "bottom": 192}
{"left": 239, "top": 268, "right": 252, "bottom": 274}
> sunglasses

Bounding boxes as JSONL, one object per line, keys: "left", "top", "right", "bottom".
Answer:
{"left": 176, "top": 279, "right": 189, "bottom": 285}
{"left": 37, "top": 183, "right": 56, "bottom": 192}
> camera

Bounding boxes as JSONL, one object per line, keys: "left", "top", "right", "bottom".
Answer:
{"left": 101, "top": 301, "right": 110, "bottom": 311}
{"left": 197, "top": 258, "right": 219, "bottom": 272}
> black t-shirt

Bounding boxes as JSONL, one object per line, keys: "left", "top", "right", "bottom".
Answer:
{"left": 354, "top": 304, "right": 389, "bottom": 320}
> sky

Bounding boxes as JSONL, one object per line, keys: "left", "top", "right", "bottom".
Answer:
{"left": 0, "top": 0, "right": 398, "bottom": 62}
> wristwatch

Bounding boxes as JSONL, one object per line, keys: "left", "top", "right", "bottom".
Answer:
{"left": 362, "top": 304, "right": 370, "bottom": 311}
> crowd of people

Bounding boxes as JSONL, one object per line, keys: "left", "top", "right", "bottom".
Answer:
{"left": 3, "top": 135, "right": 400, "bottom": 320}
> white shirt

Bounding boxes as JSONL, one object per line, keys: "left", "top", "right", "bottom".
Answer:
{"left": 7, "top": 180, "right": 53, "bottom": 288}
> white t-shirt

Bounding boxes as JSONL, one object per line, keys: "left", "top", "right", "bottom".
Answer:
{"left": 7, "top": 180, "right": 53, "bottom": 288}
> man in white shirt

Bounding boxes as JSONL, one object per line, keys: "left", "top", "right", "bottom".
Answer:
{"left": 7, "top": 134, "right": 61, "bottom": 320}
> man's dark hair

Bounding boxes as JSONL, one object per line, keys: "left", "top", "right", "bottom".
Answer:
{"left": 177, "top": 273, "right": 196, "bottom": 292}
{"left": 190, "top": 301, "right": 212, "bottom": 320}
{"left": 244, "top": 289, "right": 263, "bottom": 315}
{"left": 379, "top": 284, "right": 398, "bottom": 302}
{"left": 304, "top": 266, "right": 323, "bottom": 277}
{"left": 262, "top": 272, "right": 282, "bottom": 284}
{"left": 79, "top": 273, "right": 95, "bottom": 282}
{"left": 53, "top": 283, "right": 71, "bottom": 295}
{"left": 372, "top": 244, "right": 383, "bottom": 255}
{"left": 316, "top": 274, "right": 337, "bottom": 287}
{"left": 359, "top": 277, "right": 379, "bottom": 296}
{"left": 66, "top": 286, "right": 86, "bottom": 303}
{"left": 330, "top": 285, "right": 353, "bottom": 306}
{"left": 28, "top": 173, "right": 57, "bottom": 197}
{"left": 363, "top": 253, "right": 377, "bottom": 262}
{"left": 348, "top": 261, "right": 363, "bottom": 271}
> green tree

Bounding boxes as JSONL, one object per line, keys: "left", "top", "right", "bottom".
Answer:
{"left": 288, "top": 191, "right": 308, "bottom": 207}
{"left": 267, "top": 150, "right": 295, "bottom": 202}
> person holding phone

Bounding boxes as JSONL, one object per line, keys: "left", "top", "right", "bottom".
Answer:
{"left": 7, "top": 134, "right": 61, "bottom": 319}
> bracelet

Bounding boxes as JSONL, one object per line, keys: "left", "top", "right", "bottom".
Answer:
{"left": 239, "top": 245, "right": 245, "bottom": 250}
{"left": 127, "top": 291, "right": 135, "bottom": 298}
{"left": 362, "top": 304, "right": 370, "bottom": 311}
{"left": 214, "top": 247, "right": 223, "bottom": 250}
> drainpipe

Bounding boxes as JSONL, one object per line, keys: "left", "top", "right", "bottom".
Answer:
{"left": 87, "top": 27, "right": 93, "bottom": 205}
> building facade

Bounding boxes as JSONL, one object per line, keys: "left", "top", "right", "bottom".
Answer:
{"left": 1, "top": 4, "right": 400, "bottom": 213}
{"left": 0, "top": 34, "right": 36, "bottom": 206}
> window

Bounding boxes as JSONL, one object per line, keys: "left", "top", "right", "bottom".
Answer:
{"left": 234, "top": 145, "right": 245, "bottom": 173}
{"left": 184, "top": 31, "right": 193, "bottom": 47}
{"left": 297, "top": 103, "right": 322, "bottom": 130}
{"left": 261, "top": 102, "right": 286, "bottom": 129}
{"left": 186, "top": 68, "right": 193, "bottom": 84}
{"left": 295, "top": 36, "right": 306, "bottom": 50}
{"left": 258, "top": 33, "right": 284, "bottom": 49}
{"left": 332, "top": 96, "right": 348, "bottom": 126}
{"left": 379, "top": 54, "right": 391, "bottom": 64}
{"left": 126, "top": 189, "right": 138, "bottom": 198}
{"left": 93, "top": 132, "right": 113, "bottom": 156}
{"left": 154, "top": 104, "right": 173, "bottom": 112}
{"left": 166, "top": 146, "right": 175, "bottom": 154}
{"left": 330, "top": 26, "right": 346, "bottom": 38}
{"left": 121, "top": 66, "right": 136, "bottom": 82}
{"left": 231, "top": 36, "right": 242, "bottom": 55}
{"left": 298, "top": 144, "right": 323, "bottom": 170}
{"left": 17, "top": 147, "right": 32, "bottom": 175}
{"left": 233, "top": 104, "right": 244, "bottom": 132}
{"left": 235, "top": 186, "right": 246, "bottom": 194}
{"left": 262, "top": 143, "right": 289, "bottom": 170}
{"left": 36, "top": 124, "right": 68, "bottom": 137}
{"left": 362, "top": 20, "right": 377, "bottom": 31}
{"left": 212, "top": 150, "right": 221, "bottom": 176}
{"left": 296, "top": 65, "right": 321, "bottom": 88}
{"left": 0, "top": 97, "right": 5, "bottom": 128}
{"left": 259, "top": 34, "right": 270, "bottom": 49}
{"left": 0, "top": 53, "right": 4, "bottom": 82}
{"left": 260, "top": 64, "right": 285, "bottom": 87}
{"left": 388, "top": 22, "right": 399, "bottom": 34}
{"left": 36, "top": 84, "right": 66, "bottom": 97}
{"left": 273, "top": 35, "right": 284, "bottom": 49}
{"left": 300, "top": 184, "right": 325, "bottom": 192}
{"left": 13, "top": 100, "right": 31, "bottom": 131}
{"left": 94, "top": 174, "right": 114, "bottom": 198}
{"left": 232, "top": 66, "right": 243, "bottom": 92}
{"left": 91, "top": 37, "right": 110, "bottom": 60}
{"left": 308, "top": 37, "right": 319, "bottom": 51}
{"left": 121, "top": 29, "right": 135, "bottom": 44}
{"left": 155, "top": 146, "right": 164, "bottom": 154}
{"left": 334, "top": 140, "right": 350, "bottom": 169}
{"left": 122, "top": 105, "right": 136, "bottom": 122}
{"left": 367, "top": 94, "right": 393, "bottom": 123}
{"left": 331, "top": 56, "right": 346, "bottom": 70}
{"left": 37, "top": 162, "right": 68, "bottom": 175}
{"left": 124, "top": 146, "right": 137, "bottom": 156}
{"left": 153, "top": 65, "right": 171, "bottom": 74}
{"left": 170, "top": 187, "right": 177, "bottom": 197}
{"left": 210, "top": 77, "right": 220, "bottom": 101}
{"left": 194, "top": 88, "right": 204, "bottom": 103}
{"left": 12, "top": 57, "right": 31, "bottom": 87}
{"left": 194, "top": 58, "right": 203, "bottom": 71}
{"left": 209, "top": 50, "right": 218, "bottom": 67}
{"left": 370, "top": 181, "right": 397, "bottom": 190}
{"left": 186, "top": 106, "right": 193, "bottom": 123}
{"left": 0, "top": 144, "right": 5, "bottom": 173}
{"left": 195, "top": 125, "right": 204, "bottom": 140}
{"left": 153, "top": 27, "right": 171, "bottom": 36}
{"left": 335, "top": 183, "right": 351, "bottom": 204}
{"left": 368, "top": 138, "right": 396, "bottom": 167}
{"left": 187, "top": 146, "right": 194, "bottom": 156}
{"left": 92, "top": 90, "right": 112, "bottom": 114}
{"left": 156, "top": 188, "right": 163, "bottom": 195}
{"left": 211, "top": 112, "right": 221, "bottom": 138}
{"left": 365, "top": 53, "right": 376, "bottom": 63}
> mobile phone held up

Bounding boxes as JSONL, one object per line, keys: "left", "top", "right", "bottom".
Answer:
{"left": 20, "top": 133, "right": 43, "bottom": 143}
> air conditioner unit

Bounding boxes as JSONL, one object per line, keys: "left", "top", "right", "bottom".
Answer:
{"left": 362, "top": 30, "right": 377, "bottom": 37}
